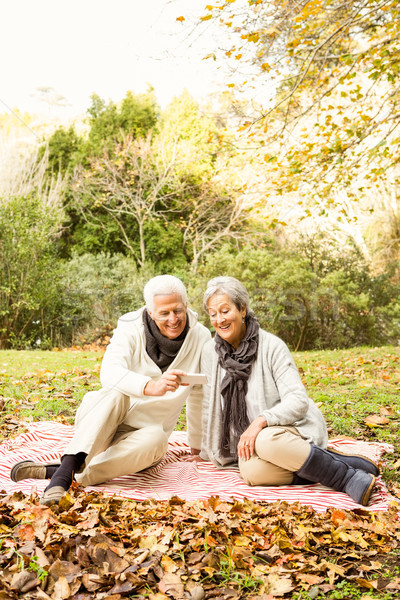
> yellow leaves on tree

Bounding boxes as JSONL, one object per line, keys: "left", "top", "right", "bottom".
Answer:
{"left": 200, "top": 0, "right": 400, "bottom": 209}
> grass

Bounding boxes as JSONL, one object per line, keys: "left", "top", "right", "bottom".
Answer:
{"left": 0, "top": 345, "right": 399, "bottom": 600}
{"left": 295, "top": 345, "right": 400, "bottom": 489}
{"left": 0, "top": 349, "right": 102, "bottom": 377}
{"left": 0, "top": 344, "right": 398, "bottom": 490}
{"left": 0, "top": 349, "right": 102, "bottom": 431}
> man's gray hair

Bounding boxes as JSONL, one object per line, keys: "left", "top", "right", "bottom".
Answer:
{"left": 144, "top": 275, "right": 188, "bottom": 312}
{"left": 203, "top": 276, "right": 254, "bottom": 316}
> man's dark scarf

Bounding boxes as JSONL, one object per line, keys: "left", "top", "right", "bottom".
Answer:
{"left": 214, "top": 314, "right": 259, "bottom": 459}
{"left": 143, "top": 309, "right": 189, "bottom": 372}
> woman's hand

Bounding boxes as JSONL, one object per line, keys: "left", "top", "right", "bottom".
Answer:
{"left": 144, "top": 370, "right": 189, "bottom": 396}
{"left": 184, "top": 448, "right": 205, "bottom": 463}
{"left": 238, "top": 416, "right": 267, "bottom": 461}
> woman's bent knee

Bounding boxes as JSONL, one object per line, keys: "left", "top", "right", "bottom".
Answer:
{"left": 239, "top": 455, "right": 294, "bottom": 486}
{"left": 255, "top": 426, "right": 310, "bottom": 470}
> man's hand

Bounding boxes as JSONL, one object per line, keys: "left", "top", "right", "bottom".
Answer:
{"left": 144, "top": 370, "right": 189, "bottom": 396}
{"left": 237, "top": 416, "right": 268, "bottom": 462}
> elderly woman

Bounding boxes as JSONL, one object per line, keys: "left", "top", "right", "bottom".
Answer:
{"left": 199, "top": 276, "right": 378, "bottom": 506}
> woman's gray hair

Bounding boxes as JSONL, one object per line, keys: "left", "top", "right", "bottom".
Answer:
{"left": 144, "top": 275, "right": 187, "bottom": 312}
{"left": 203, "top": 276, "right": 254, "bottom": 316}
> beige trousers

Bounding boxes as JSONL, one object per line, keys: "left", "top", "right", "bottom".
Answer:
{"left": 64, "top": 389, "right": 168, "bottom": 487}
{"left": 239, "top": 426, "right": 311, "bottom": 486}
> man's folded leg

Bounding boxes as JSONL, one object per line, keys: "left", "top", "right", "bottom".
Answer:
{"left": 65, "top": 388, "right": 131, "bottom": 456}
{"left": 40, "top": 388, "right": 131, "bottom": 505}
{"left": 75, "top": 425, "right": 169, "bottom": 487}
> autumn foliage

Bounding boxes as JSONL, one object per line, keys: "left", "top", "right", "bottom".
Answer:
{"left": 1, "top": 490, "right": 399, "bottom": 599}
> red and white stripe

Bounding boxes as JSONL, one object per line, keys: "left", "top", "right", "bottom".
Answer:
{"left": 0, "top": 422, "right": 396, "bottom": 513}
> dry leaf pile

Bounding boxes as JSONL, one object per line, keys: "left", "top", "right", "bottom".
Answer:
{"left": 0, "top": 487, "right": 399, "bottom": 600}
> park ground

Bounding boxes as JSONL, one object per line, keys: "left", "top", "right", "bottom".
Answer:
{"left": 0, "top": 345, "right": 399, "bottom": 599}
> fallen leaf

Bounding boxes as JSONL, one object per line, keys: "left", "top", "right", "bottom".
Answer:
{"left": 81, "top": 573, "right": 103, "bottom": 592}
{"left": 385, "top": 577, "right": 400, "bottom": 590}
{"left": 90, "top": 542, "right": 130, "bottom": 573}
{"left": 14, "top": 523, "right": 35, "bottom": 541}
{"left": 10, "top": 571, "right": 39, "bottom": 593}
{"left": 188, "top": 584, "right": 205, "bottom": 600}
{"left": 264, "top": 574, "right": 294, "bottom": 596}
{"left": 161, "top": 555, "right": 178, "bottom": 573}
{"left": 140, "top": 535, "right": 159, "bottom": 550}
{"left": 364, "top": 414, "right": 390, "bottom": 427}
{"left": 48, "top": 559, "right": 81, "bottom": 583}
{"left": 52, "top": 575, "right": 71, "bottom": 600}
{"left": 296, "top": 573, "right": 325, "bottom": 585}
{"left": 356, "top": 578, "right": 378, "bottom": 589}
{"left": 233, "top": 535, "right": 252, "bottom": 546}
{"left": 380, "top": 406, "right": 395, "bottom": 416}
{"left": 109, "top": 580, "right": 136, "bottom": 594}
{"left": 158, "top": 572, "right": 185, "bottom": 598}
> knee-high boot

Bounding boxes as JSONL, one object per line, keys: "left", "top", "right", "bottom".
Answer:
{"left": 327, "top": 448, "right": 379, "bottom": 475}
{"left": 296, "top": 445, "right": 376, "bottom": 506}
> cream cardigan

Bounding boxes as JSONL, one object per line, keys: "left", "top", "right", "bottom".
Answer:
{"left": 200, "top": 330, "right": 328, "bottom": 467}
{"left": 99, "top": 307, "right": 211, "bottom": 449}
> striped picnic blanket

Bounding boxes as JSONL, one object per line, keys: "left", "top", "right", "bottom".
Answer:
{"left": 0, "top": 421, "right": 396, "bottom": 512}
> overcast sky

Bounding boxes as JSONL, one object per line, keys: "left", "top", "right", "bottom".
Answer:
{"left": 1, "top": 0, "right": 223, "bottom": 121}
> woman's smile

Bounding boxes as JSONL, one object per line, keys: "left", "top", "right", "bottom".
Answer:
{"left": 207, "top": 293, "right": 246, "bottom": 349}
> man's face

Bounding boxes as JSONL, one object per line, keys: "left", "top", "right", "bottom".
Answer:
{"left": 148, "top": 294, "right": 187, "bottom": 339}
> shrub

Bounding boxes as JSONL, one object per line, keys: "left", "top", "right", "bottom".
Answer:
{"left": 0, "top": 195, "right": 64, "bottom": 349}
{"left": 56, "top": 253, "right": 155, "bottom": 345}
{"left": 189, "top": 242, "right": 400, "bottom": 350}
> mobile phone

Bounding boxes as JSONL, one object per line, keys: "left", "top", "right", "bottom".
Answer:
{"left": 179, "top": 373, "right": 208, "bottom": 385}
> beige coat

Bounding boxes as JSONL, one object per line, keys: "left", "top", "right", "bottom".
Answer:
{"left": 99, "top": 306, "right": 211, "bottom": 449}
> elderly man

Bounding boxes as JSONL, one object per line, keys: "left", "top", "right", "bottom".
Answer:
{"left": 10, "top": 275, "right": 211, "bottom": 505}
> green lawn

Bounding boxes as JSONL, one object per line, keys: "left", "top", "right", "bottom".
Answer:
{"left": 0, "top": 349, "right": 102, "bottom": 428}
{"left": 0, "top": 345, "right": 399, "bottom": 489}
{"left": 0, "top": 345, "right": 399, "bottom": 600}
{"left": 0, "top": 348, "right": 102, "bottom": 377}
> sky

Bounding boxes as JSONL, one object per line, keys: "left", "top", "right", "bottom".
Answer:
{"left": 0, "top": 0, "right": 223, "bottom": 123}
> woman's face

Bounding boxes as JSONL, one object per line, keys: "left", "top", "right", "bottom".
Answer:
{"left": 207, "top": 293, "right": 246, "bottom": 349}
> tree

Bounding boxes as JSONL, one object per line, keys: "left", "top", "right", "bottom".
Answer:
{"left": 199, "top": 0, "right": 400, "bottom": 203}
{"left": 73, "top": 129, "right": 256, "bottom": 271}
{"left": 0, "top": 148, "right": 66, "bottom": 348}
{"left": 72, "top": 134, "right": 185, "bottom": 267}
{"left": 160, "top": 90, "right": 221, "bottom": 174}
{"left": 178, "top": 177, "right": 254, "bottom": 271}
{"left": 0, "top": 145, "right": 66, "bottom": 216}
{"left": 40, "top": 90, "right": 160, "bottom": 179}
{"left": 41, "top": 125, "right": 82, "bottom": 175}
{"left": 85, "top": 89, "right": 159, "bottom": 157}
{"left": 159, "top": 92, "right": 256, "bottom": 269}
